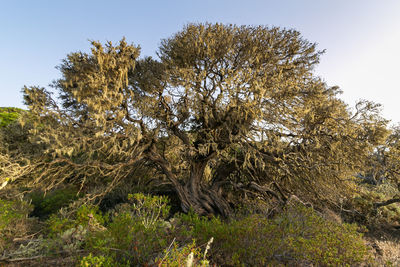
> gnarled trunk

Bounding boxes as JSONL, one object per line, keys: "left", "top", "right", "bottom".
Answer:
{"left": 147, "top": 148, "right": 231, "bottom": 217}
{"left": 175, "top": 161, "right": 231, "bottom": 217}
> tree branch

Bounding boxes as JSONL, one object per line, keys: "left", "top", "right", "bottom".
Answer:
{"left": 374, "top": 198, "right": 400, "bottom": 209}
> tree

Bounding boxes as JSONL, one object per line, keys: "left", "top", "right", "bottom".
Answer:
{"left": 359, "top": 125, "right": 400, "bottom": 209}
{"left": 23, "top": 23, "right": 388, "bottom": 216}
{"left": 0, "top": 108, "right": 41, "bottom": 191}
{"left": 23, "top": 40, "right": 146, "bottom": 196}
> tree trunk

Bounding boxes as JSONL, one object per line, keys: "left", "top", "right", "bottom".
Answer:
{"left": 176, "top": 183, "right": 231, "bottom": 217}
{"left": 147, "top": 146, "right": 231, "bottom": 217}
{"left": 175, "top": 161, "right": 231, "bottom": 217}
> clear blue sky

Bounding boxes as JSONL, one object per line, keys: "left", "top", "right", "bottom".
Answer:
{"left": 1, "top": 0, "right": 400, "bottom": 123}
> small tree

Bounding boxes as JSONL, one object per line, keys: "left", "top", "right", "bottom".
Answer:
{"left": 23, "top": 23, "right": 388, "bottom": 216}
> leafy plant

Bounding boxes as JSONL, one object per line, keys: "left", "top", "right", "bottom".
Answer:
{"left": 29, "top": 186, "right": 79, "bottom": 219}
{"left": 46, "top": 204, "right": 104, "bottom": 237}
{"left": 178, "top": 204, "right": 372, "bottom": 266}
{"left": 79, "top": 253, "right": 123, "bottom": 267}
{"left": 85, "top": 194, "right": 172, "bottom": 265}
{"left": 0, "top": 107, "right": 23, "bottom": 128}
{"left": 0, "top": 198, "right": 33, "bottom": 250}
{"left": 126, "top": 193, "right": 170, "bottom": 228}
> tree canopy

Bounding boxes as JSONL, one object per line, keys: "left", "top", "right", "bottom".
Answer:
{"left": 21, "top": 23, "right": 388, "bottom": 216}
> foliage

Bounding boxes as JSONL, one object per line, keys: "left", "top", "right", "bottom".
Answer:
{"left": 83, "top": 194, "right": 214, "bottom": 266}
{"left": 126, "top": 192, "right": 170, "bottom": 228}
{"left": 362, "top": 126, "right": 400, "bottom": 185}
{"left": 85, "top": 194, "right": 171, "bottom": 265}
{"left": 155, "top": 239, "right": 209, "bottom": 267}
{"left": 354, "top": 125, "right": 400, "bottom": 218}
{"left": 347, "top": 182, "right": 400, "bottom": 226}
{"left": 0, "top": 107, "right": 24, "bottom": 128}
{"left": 22, "top": 23, "right": 388, "bottom": 216}
{"left": 22, "top": 39, "right": 144, "bottom": 197}
{"left": 46, "top": 204, "right": 104, "bottom": 236}
{"left": 346, "top": 125, "right": 400, "bottom": 225}
{"left": 0, "top": 107, "right": 44, "bottom": 191}
{"left": 179, "top": 204, "right": 371, "bottom": 266}
{"left": 29, "top": 186, "right": 80, "bottom": 219}
{"left": 79, "top": 253, "right": 122, "bottom": 267}
{"left": 0, "top": 198, "right": 33, "bottom": 251}
{"left": 0, "top": 193, "right": 378, "bottom": 266}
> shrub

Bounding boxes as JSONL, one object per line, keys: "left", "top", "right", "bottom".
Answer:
{"left": 276, "top": 204, "right": 371, "bottom": 265}
{"left": 0, "top": 198, "right": 33, "bottom": 251}
{"left": 85, "top": 194, "right": 172, "bottom": 265}
{"left": 46, "top": 204, "right": 104, "bottom": 237}
{"left": 29, "top": 186, "right": 80, "bottom": 219}
{"left": 155, "top": 240, "right": 203, "bottom": 267}
{"left": 79, "top": 253, "right": 123, "bottom": 267}
{"left": 178, "top": 204, "right": 372, "bottom": 266}
{"left": 0, "top": 107, "right": 23, "bottom": 128}
{"left": 126, "top": 193, "right": 170, "bottom": 228}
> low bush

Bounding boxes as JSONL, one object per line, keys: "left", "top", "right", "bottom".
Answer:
{"left": 29, "top": 186, "right": 80, "bottom": 219}
{"left": 179, "top": 204, "right": 371, "bottom": 266}
{"left": 46, "top": 204, "right": 105, "bottom": 237}
{"left": 1, "top": 192, "right": 374, "bottom": 266}
{"left": 79, "top": 253, "right": 123, "bottom": 267}
{"left": 0, "top": 198, "right": 33, "bottom": 251}
{"left": 85, "top": 193, "right": 172, "bottom": 265}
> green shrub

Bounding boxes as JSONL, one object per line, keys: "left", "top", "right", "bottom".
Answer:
{"left": 79, "top": 253, "right": 124, "bottom": 267}
{"left": 85, "top": 194, "right": 172, "bottom": 265}
{"left": 46, "top": 204, "right": 104, "bottom": 237}
{"left": 276, "top": 205, "right": 370, "bottom": 265}
{"left": 36, "top": 194, "right": 373, "bottom": 266}
{"left": 178, "top": 204, "right": 371, "bottom": 266}
{"left": 0, "top": 107, "right": 23, "bottom": 128}
{"left": 29, "top": 186, "right": 80, "bottom": 219}
{"left": 155, "top": 240, "right": 201, "bottom": 267}
{"left": 126, "top": 193, "right": 170, "bottom": 228}
{"left": 0, "top": 198, "right": 33, "bottom": 250}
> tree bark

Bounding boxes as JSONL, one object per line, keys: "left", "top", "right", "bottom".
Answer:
{"left": 176, "top": 160, "right": 231, "bottom": 217}
{"left": 147, "top": 145, "right": 231, "bottom": 217}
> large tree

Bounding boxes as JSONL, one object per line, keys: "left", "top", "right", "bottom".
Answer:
{"left": 23, "top": 23, "right": 388, "bottom": 216}
{"left": 0, "top": 108, "right": 42, "bottom": 191}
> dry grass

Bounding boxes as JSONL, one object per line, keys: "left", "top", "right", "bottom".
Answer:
{"left": 373, "top": 239, "right": 400, "bottom": 266}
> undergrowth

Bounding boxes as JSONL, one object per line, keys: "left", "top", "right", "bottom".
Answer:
{"left": 0, "top": 193, "right": 382, "bottom": 266}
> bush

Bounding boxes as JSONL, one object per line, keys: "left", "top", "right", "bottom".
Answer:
{"left": 29, "top": 186, "right": 80, "bottom": 219}
{"left": 0, "top": 107, "right": 23, "bottom": 128}
{"left": 85, "top": 193, "right": 172, "bottom": 265}
{"left": 0, "top": 198, "right": 33, "bottom": 251}
{"left": 178, "top": 204, "right": 371, "bottom": 266}
{"left": 155, "top": 239, "right": 209, "bottom": 267}
{"left": 79, "top": 253, "right": 123, "bottom": 267}
{"left": 46, "top": 204, "right": 104, "bottom": 237}
{"left": 2, "top": 192, "right": 371, "bottom": 266}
